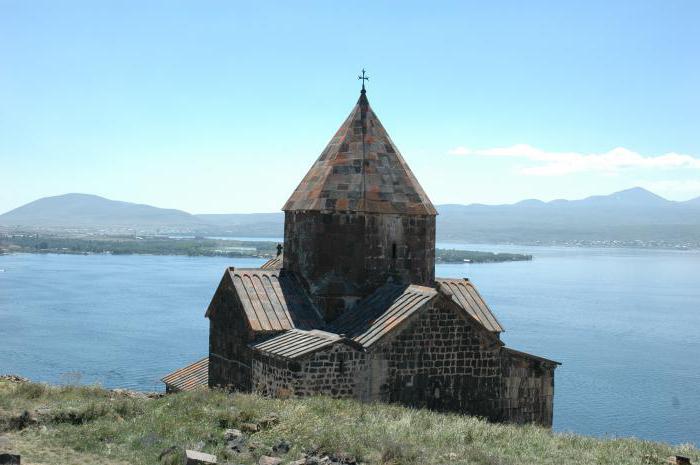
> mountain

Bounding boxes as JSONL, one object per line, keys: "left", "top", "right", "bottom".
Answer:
{"left": 435, "top": 187, "right": 700, "bottom": 244}
{"left": 0, "top": 193, "right": 284, "bottom": 235}
{"left": 0, "top": 193, "right": 204, "bottom": 231}
{"left": 565, "top": 186, "right": 670, "bottom": 206}
{"left": 2, "top": 188, "right": 700, "bottom": 246}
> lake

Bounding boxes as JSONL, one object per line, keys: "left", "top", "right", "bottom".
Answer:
{"left": 1, "top": 245, "right": 699, "bottom": 446}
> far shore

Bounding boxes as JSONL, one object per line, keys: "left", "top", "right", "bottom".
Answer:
{"left": 0, "top": 234, "right": 532, "bottom": 264}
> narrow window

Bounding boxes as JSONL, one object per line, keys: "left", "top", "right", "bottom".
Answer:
{"left": 392, "top": 243, "right": 397, "bottom": 259}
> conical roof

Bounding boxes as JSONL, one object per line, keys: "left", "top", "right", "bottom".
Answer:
{"left": 283, "top": 91, "right": 436, "bottom": 215}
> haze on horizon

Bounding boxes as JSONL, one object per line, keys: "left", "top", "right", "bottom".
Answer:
{"left": 2, "top": 1, "right": 699, "bottom": 214}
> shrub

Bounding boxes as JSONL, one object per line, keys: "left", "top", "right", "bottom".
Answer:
{"left": 15, "top": 382, "right": 47, "bottom": 400}
{"left": 380, "top": 439, "right": 421, "bottom": 465}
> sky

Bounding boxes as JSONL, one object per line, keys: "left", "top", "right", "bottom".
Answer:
{"left": 1, "top": 0, "right": 699, "bottom": 214}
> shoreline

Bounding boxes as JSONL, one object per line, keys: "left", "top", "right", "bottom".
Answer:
{"left": 0, "top": 237, "right": 534, "bottom": 264}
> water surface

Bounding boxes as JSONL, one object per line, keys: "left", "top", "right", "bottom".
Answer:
{"left": 1, "top": 246, "right": 699, "bottom": 446}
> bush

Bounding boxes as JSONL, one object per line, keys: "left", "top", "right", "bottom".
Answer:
{"left": 380, "top": 439, "right": 421, "bottom": 465}
{"left": 15, "top": 382, "right": 47, "bottom": 399}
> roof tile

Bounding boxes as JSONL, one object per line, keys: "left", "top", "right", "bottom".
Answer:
{"left": 161, "top": 357, "right": 208, "bottom": 392}
{"left": 283, "top": 93, "right": 436, "bottom": 215}
{"left": 330, "top": 283, "right": 437, "bottom": 347}
{"left": 251, "top": 329, "right": 355, "bottom": 359}
{"left": 436, "top": 278, "right": 504, "bottom": 333}
{"left": 260, "top": 255, "right": 283, "bottom": 270}
{"left": 228, "top": 268, "right": 322, "bottom": 332}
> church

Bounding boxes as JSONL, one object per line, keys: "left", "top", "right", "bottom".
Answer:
{"left": 163, "top": 79, "right": 559, "bottom": 426}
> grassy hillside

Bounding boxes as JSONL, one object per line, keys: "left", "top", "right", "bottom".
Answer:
{"left": 0, "top": 379, "right": 697, "bottom": 465}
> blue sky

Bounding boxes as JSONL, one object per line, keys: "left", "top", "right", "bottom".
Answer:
{"left": 1, "top": 1, "right": 699, "bottom": 214}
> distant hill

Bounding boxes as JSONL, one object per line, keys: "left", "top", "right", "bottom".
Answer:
{"left": 0, "top": 193, "right": 204, "bottom": 231}
{"left": 436, "top": 187, "right": 700, "bottom": 245}
{"left": 2, "top": 188, "right": 700, "bottom": 246}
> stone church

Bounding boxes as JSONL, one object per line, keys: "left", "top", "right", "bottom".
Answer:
{"left": 163, "top": 82, "right": 559, "bottom": 426}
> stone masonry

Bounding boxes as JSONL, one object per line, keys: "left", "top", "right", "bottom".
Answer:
{"left": 252, "top": 343, "right": 367, "bottom": 399}
{"left": 284, "top": 211, "right": 436, "bottom": 321}
{"left": 247, "top": 294, "right": 556, "bottom": 426}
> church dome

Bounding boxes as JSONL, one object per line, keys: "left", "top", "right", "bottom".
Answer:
{"left": 283, "top": 91, "right": 436, "bottom": 216}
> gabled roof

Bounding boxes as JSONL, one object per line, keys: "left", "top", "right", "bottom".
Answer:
{"left": 251, "top": 329, "right": 362, "bottom": 360}
{"left": 283, "top": 91, "right": 436, "bottom": 215}
{"left": 503, "top": 347, "right": 560, "bottom": 366}
{"left": 330, "top": 283, "right": 438, "bottom": 347}
{"left": 161, "top": 357, "right": 208, "bottom": 392}
{"left": 206, "top": 267, "right": 323, "bottom": 332}
{"left": 260, "top": 254, "right": 283, "bottom": 270}
{"left": 329, "top": 278, "right": 504, "bottom": 347}
{"left": 225, "top": 273, "right": 507, "bottom": 356}
{"left": 436, "top": 278, "right": 504, "bottom": 333}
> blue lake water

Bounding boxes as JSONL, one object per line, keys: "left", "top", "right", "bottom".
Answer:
{"left": 1, "top": 245, "right": 699, "bottom": 446}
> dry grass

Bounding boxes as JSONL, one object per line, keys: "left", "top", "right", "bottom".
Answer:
{"left": 0, "top": 380, "right": 698, "bottom": 465}
{"left": 3, "top": 434, "right": 130, "bottom": 465}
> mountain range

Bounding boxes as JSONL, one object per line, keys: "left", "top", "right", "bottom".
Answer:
{"left": 436, "top": 187, "right": 700, "bottom": 245}
{"left": 1, "top": 188, "right": 699, "bottom": 246}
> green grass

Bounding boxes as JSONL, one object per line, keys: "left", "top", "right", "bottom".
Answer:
{"left": 0, "top": 380, "right": 697, "bottom": 465}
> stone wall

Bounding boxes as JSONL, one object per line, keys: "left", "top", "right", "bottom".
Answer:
{"left": 208, "top": 277, "right": 255, "bottom": 391}
{"left": 283, "top": 210, "right": 435, "bottom": 321}
{"left": 248, "top": 296, "right": 555, "bottom": 426}
{"left": 365, "top": 297, "right": 504, "bottom": 419}
{"left": 251, "top": 343, "right": 366, "bottom": 399}
{"left": 497, "top": 349, "right": 556, "bottom": 426}
{"left": 283, "top": 211, "right": 365, "bottom": 321}
{"left": 363, "top": 213, "right": 435, "bottom": 287}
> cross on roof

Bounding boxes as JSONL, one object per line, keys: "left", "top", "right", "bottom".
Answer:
{"left": 358, "top": 68, "right": 369, "bottom": 92}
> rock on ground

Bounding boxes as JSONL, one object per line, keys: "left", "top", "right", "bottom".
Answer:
{"left": 184, "top": 449, "right": 217, "bottom": 465}
{"left": 0, "top": 375, "right": 29, "bottom": 383}
{"left": 257, "top": 456, "right": 282, "bottom": 465}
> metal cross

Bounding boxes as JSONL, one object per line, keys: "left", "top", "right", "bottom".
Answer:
{"left": 358, "top": 68, "right": 369, "bottom": 91}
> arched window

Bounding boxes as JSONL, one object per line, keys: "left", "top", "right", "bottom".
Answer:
{"left": 392, "top": 243, "right": 397, "bottom": 259}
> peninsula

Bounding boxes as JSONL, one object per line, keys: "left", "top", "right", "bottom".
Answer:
{"left": 0, "top": 234, "right": 532, "bottom": 264}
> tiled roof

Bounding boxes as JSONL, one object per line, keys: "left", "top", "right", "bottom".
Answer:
{"left": 436, "top": 278, "right": 504, "bottom": 333}
{"left": 260, "top": 255, "right": 283, "bottom": 270}
{"left": 503, "top": 347, "right": 560, "bottom": 365}
{"left": 161, "top": 357, "right": 208, "bottom": 392}
{"left": 330, "top": 283, "right": 438, "bottom": 347}
{"left": 251, "top": 329, "right": 358, "bottom": 359}
{"left": 283, "top": 92, "right": 436, "bottom": 215}
{"left": 215, "top": 268, "right": 323, "bottom": 332}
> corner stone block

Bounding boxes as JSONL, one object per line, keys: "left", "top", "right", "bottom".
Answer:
{"left": 184, "top": 449, "right": 216, "bottom": 465}
{"left": 258, "top": 456, "right": 283, "bottom": 465}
